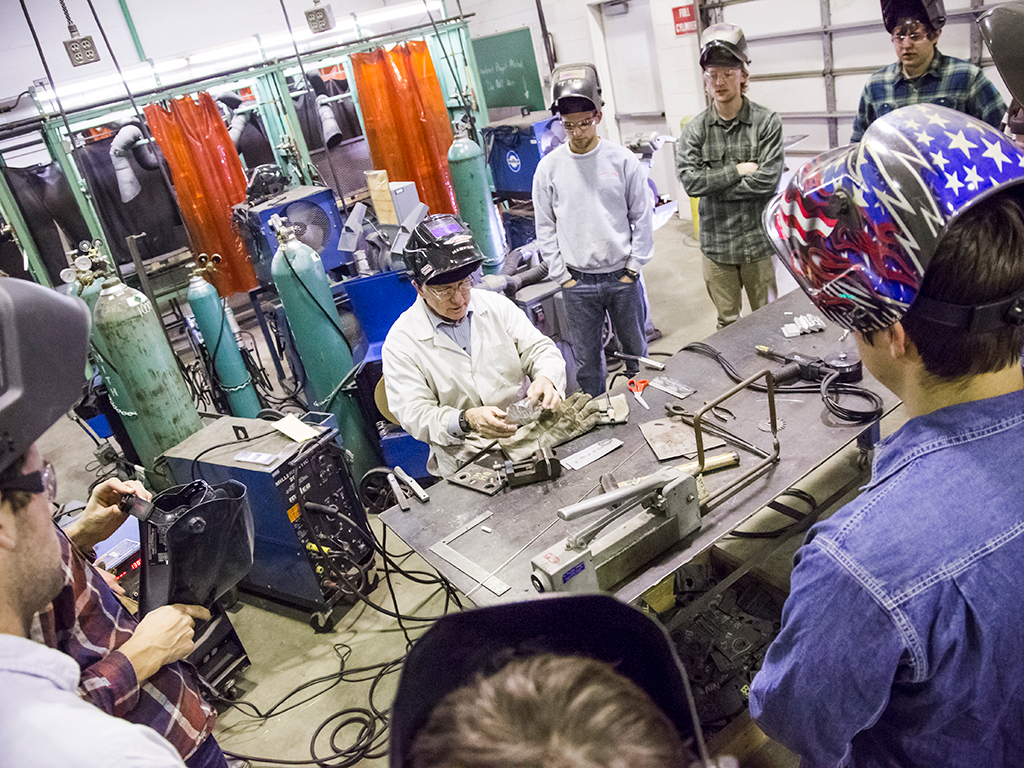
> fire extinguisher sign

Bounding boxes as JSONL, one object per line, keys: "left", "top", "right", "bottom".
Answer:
{"left": 673, "top": 3, "right": 697, "bottom": 36}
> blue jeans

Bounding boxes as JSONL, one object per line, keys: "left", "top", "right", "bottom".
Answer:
{"left": 562, "top": 270, "right": 647, "bottom": 396}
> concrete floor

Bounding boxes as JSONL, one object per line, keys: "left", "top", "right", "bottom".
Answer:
{"left": 35, "top": 213, "right": 903, "bottom": 766}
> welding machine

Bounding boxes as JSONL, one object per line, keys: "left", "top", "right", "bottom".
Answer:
{"left": 161, "top": 412, "right": 375, "bottom": 632}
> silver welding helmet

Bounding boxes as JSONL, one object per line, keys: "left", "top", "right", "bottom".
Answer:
{"left": 979, "top": 3, "right": 1024, "bottom": 108}
{"left": 699, "top": 23, "right": 751, "bottom": 68}
{"left": 549, "top": 62, "right": 604, "bottom": 114}
{"left": 0, "top": 278, "right": 90, "bottom": 476}
{"left": 881, "top": 0, "right": 946, "bottom": 33}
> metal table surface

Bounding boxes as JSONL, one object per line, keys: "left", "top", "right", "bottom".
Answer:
{"left": 380, "top": 290, "right": 899, "bottom": 607}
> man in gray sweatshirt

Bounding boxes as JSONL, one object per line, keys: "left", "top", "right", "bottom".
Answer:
{"left": 533, "top": 63, "right": 654, "bottom": 396}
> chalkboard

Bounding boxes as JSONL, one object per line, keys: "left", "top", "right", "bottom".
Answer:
{"left": 472, "top": 28, "right": 546, "bottom": 112}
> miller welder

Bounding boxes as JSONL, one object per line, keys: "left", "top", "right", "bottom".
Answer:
{"left": 161, "top": 412, "right": 375, "bottom": 632}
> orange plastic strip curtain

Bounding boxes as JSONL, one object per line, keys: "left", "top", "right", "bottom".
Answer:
{"left": 144, "top": 92, "right": 257, "bottom": 296}
{"left": 351, "top": 41, "right": 457, "bottom": 216}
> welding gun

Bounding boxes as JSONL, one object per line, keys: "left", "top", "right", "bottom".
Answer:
{"left": 755, "top": 345, "right": 862, "bottom": 383}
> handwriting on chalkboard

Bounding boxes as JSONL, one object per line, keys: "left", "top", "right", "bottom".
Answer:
{"left": 480, "top": 58, "right": 530, "bottom": 92}
{"left": 472, "top": 28, "right": 544, "bottom": 110}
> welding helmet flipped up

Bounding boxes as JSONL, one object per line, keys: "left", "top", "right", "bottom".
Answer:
{"left": 699, "top": 23, "right": 751, "bottom": 68}
{"left": 137, "top": 480, "right": 253, "bottom": 616}
{"left": 881, "top": 0, "right": 946, "bottom": 33}
{"left": 549, "top": 62, "right": 604, "bottom": 114}
{"left": 0, "top": 278, "right": 90, "bottom": 476}
{"left": 403, "top": 214, "right": 484, "bottom": 286}
{"left": 763, "top": 104, "right": 1024, "bottom": 333}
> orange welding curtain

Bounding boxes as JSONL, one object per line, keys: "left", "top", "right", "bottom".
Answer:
{"left": 144, "top": 92, "right": 257, "bottom": 296}
{"left": 351, "top": 41, "right": 457, "bottom": 216}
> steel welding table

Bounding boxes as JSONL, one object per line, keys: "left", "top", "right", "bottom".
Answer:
{"left": 379, "top": 289, "right": 900, "bottom": 607}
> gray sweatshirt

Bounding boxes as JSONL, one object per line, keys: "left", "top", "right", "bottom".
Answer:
{"left": 532, "top": 139, "right": 654, "bottom": 285}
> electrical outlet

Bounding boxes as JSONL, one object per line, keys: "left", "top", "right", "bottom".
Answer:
{"left": 64, "top": 35, "right": 100, "bottom": 67}
{"left": 305, "top": 3, "right": 336, "bottom": 33}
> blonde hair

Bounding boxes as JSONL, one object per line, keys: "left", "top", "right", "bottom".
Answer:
{"left": 410, "top": 654, "right": 691, "bottom": 768}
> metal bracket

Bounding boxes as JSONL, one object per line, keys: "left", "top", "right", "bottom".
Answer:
{"left": 429, "top": 511, "right": 511, "bottom": 596}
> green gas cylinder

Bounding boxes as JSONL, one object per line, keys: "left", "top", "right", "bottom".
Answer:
{"left": 448, "top": 135, "right": 506, "bottom": 274}
{"left": 187, "top": 273, "right": 261, "bottom": 418}
{"left": 92, "top": 277, "right": 203, "bottom": 467}
{"left": 75, "top": 276, "right": 163, "bottom": 469}
{"left": 270, "top": 216, "right": 377, "bottom": 481}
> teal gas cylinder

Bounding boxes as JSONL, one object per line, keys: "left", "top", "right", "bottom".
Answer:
{"left": 75, "top": 276, "right": 163, "bottom": 469}
{"left": 93, "top": 277, "right": 203, "bottom": 467}
{"left": 448, "top": 135, "right": 506, "bottom": 275}
{"left": 187, "top": 273, "right": 261, "bottom": 418}
{"left": 270, "top": 217, "right": 376, "bottom": 481}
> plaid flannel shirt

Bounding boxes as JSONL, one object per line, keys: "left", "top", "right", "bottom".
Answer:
{"left": 851, "top": 50, "right": 1006, "bottom": 142}
{"left": 32, "top": 528, "right": 216, "bottom": 761}
{"left": 676, "top": 97, "right": 783, "bottom": 265}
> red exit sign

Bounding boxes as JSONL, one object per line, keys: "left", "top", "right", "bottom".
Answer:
{"left": 673, "top": 3, "right": 697, "bottom": 36}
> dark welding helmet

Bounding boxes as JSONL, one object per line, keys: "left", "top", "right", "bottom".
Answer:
{"left": 549, "top": 62, "right": 604, "bottom": 114}
{"left": 699, "top": 23, "right": 751, "bottom": 68}
{"left": 389, "top": 594, "right": 700, "bottom": 767}
{"left": 881, "top": 0, "right": 946, "bottom": 33}
{"left": 403, "top": 214, "right": 484, "bottom": 286}
{"left": 135, "top": 479, "right": 254, "bottom": 616}
{"left": 979, "top": 3, "right": 1024, "bottom": 109}
{"left": 0, "top": 278, "right": 90, "bottom": 476}
{"left": 763, "top": 104, "right": 1024, "bottom": 333}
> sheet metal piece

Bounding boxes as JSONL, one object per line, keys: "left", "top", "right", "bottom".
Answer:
{"left": 429, "top": 511, "right": 510, "bottom": 596}
{"left": 639, "top": 418, "right": 725, "bottom": 461}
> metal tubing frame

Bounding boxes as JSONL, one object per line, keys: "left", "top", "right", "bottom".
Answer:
{"left": 693, "top": 368, "right": 780, "bottom": 509}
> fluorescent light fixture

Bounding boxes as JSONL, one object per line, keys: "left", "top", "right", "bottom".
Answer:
{"left": 34, "top": 0, "right": 451, "bottom": 111}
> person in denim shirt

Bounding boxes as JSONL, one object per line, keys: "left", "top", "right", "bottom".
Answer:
{"left": 753, "top": 103, "right": 1024, "bottom": 766}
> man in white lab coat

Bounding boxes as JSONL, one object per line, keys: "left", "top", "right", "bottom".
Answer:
{"left": 382, "top": 214, "right": 566, "bottom": 477}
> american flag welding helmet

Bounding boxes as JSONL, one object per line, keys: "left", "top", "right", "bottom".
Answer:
{"left": 764, "top": 104, "right": 1024, "bottom": 332}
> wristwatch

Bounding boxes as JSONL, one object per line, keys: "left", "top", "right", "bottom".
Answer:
{"left": 624, "top": 269, "right": 639, "bottom": 282}
{"left": 458, "top": 409, "right": 472, "bottom": 434}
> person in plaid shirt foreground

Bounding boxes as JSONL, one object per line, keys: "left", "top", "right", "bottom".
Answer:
{"left": 0, "top": 277, "right": 186, "bottom": 767}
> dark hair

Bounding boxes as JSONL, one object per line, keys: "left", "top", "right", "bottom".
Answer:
{"left": 900, "top": 189, "right": 1024, "bottom": 379}
{"left": 0, "top": 453, "right": 32, "bottom": 513}
{"left": 557, "top": 96, "right": 598, "bottom": 116}
{"left": 410, "top": 654, "right": 691, "bottom": 768}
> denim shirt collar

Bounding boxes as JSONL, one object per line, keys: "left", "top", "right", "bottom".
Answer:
{"left": 869, "top": 388, "right": 1024, "bottom": 488}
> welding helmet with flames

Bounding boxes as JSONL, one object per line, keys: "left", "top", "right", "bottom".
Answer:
{"left": 403, "top": 214, "right": 484, "bottom": 286}
{"left": 764, "top": 104, "right": 1024, "bottom": 333}
{"left": 549, "top": 62, "right": 604, "bottom": 115}
{"left": 699, "top": 23, "right": 751, "bottom": 68}
{"left": 0, "top": 278, "right": 89, "bottom": 476}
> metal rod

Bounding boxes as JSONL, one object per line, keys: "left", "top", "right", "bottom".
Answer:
{"left": 559, "top": 467, "right": 678, "bottom": 521}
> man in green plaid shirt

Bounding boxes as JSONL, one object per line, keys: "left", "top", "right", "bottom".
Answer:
{"left": 852, "top": 0, "right": 1005, "bottom": 142}
{"left": 676, "top": 23, "right": 783, "bottom": 328}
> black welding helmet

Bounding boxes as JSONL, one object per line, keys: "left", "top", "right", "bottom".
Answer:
{"left": 403, "top": 214, "right": 484, "bottom": 286}
{"left": 388, "top": 594, "right": 700, "bottom": 767}
{"left": 979, "top": 3, "right": 1024, "bottom": 110}
{"left": 137, "top": 479, "right": 254, "bottom": 616}
{"left": 0, "top": 278, "right": 89, "bottom": 476}
{"left": 549, "top": 62, "right": 604, "bottom": 115}
{"left": 699, "top": 23, "right": 751, "bottom": 68}
{"left": 881, "top": 0, "right": 946, "bottom": 33}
